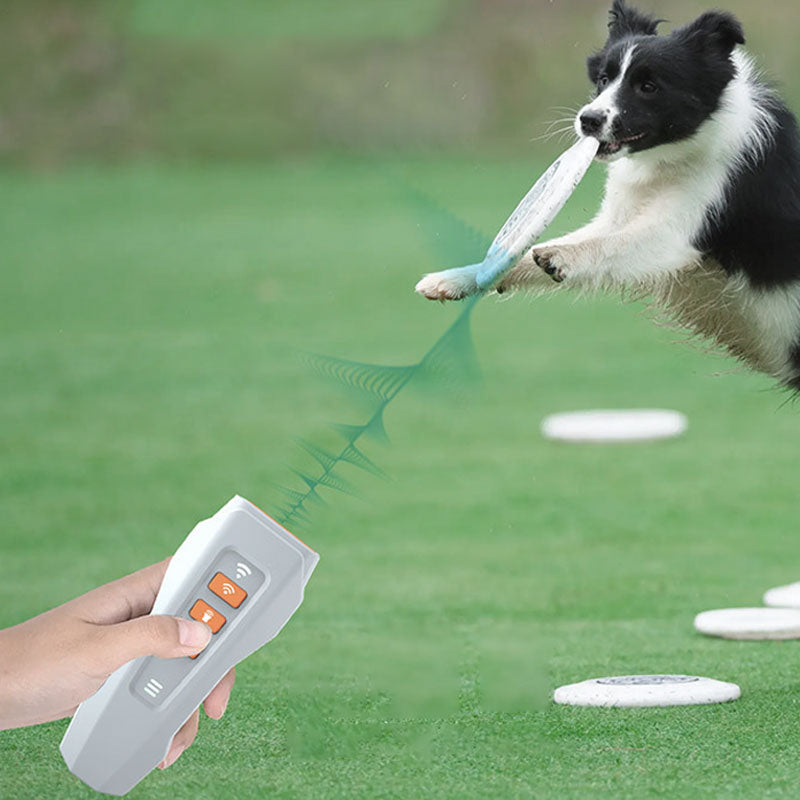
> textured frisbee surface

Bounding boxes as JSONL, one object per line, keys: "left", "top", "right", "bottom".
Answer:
{"left": 476, "top": 136, "right": 600, "bottom": 289}
{"left": 694, "top": 607, "right": 800, "bottom": 640}
{"left": 554, "top": 675, "right": 741, "bottom": 708}
{"left": 541, "top": 409, "right": 688, "bottom": 443}
{"left": 416, "top": 137, "right": 600, "bottom": 299}
{"left": 763, "top": 582, "right": 800, "bottom": 608}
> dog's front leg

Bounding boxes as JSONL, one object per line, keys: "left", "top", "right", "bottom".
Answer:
{"left": 502, "top": 223, "right": 702, "bottom": 291}
{"left": 415, "top": 220, "right": 608, "bottom": 301}
{"left": 494, "top": 220, "right": 610, "bottom": 292}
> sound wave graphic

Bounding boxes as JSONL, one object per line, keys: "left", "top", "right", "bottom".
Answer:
{"left": 272, "top": 192, "right": 488, "bottom": 530}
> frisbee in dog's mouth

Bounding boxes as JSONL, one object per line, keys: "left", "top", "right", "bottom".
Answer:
{"left": 597, "top": 132, "right": 646, "bottom": 157}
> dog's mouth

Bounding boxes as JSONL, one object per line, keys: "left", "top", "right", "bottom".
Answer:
{"left": 596, "top": 132, "right": 647, "bottom": 158}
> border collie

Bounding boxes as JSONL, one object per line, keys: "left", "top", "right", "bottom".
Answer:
{"left": 416, "top": 1, "right": 800, "bottom": 392}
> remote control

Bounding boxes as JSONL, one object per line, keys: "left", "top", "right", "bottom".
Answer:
{"left": 60, "top": 495, "right": 319, "bottom": 796}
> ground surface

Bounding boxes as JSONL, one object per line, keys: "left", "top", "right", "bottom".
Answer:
{"left": 2, "top": 156, "right": 800, "bottom": 799}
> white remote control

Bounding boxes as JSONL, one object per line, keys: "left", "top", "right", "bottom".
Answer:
{"left": 60, "top": 495, "right": 319, "bottom": 796}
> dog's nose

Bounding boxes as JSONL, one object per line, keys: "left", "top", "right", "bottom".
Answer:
{"left": 580, "top": 110, "right": 607, "bottom": 136}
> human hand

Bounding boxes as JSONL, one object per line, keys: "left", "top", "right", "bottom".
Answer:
{"left": 0, "top": 558, "right": 235, "bottom": 769}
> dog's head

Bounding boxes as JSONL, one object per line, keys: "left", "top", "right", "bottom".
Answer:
{"left": 577, "top": 1, "right": 745, "bottom": 161}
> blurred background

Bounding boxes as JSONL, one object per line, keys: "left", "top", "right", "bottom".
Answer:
{"left": 4, "top": 2, "right": 800, "bottom": 799}
{"left": 1, "top": 0, "right": 795, "bottom": 166}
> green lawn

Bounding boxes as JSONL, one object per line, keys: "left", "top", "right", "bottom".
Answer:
{"left": 2, "top": 154, "right": 800, "bottom": 799}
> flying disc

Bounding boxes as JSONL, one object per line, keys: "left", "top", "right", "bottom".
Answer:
{"left": 541, "top": 409, "right": 688, "bottom": 443}
{"left": 476, "top": 136, "right": 601, "bottom": 289}
{"left": 416, "top": 136, "right": 600, "bottom": 299}
{"left": 694, "top": 607, "right": 800, "bottom": 640}
{"left": 554, "top": 675, "right": 740, "bottom": 708}
{"left": 763, "top": 582, "right": 800, "bottom": 608}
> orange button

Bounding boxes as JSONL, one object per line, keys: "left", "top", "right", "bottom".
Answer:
{"left": 208, "top": 572, "right": 247, "bottom": 608}
{"left": 189, "top": 599, "right": 226, "bottom": 633}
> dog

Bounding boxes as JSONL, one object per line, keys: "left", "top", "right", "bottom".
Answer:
{"left": 416, "top": 1, "right": 800, "bottom": 392}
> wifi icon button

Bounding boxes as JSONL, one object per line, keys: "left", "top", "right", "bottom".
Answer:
{"left": 209, "top": 571, "right": 248, "bottom": 608}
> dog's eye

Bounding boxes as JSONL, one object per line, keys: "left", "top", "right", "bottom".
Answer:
{"left": 598, "top": 75, "right": 610, "bottom": 89}
{"left": 638, "top": 81, "right": 658, "bottom": 95}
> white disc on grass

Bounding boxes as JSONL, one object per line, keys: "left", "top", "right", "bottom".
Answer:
{"left": 763, "top": 582, "right": 800, "bottom": 609}
{"left": 694, "top": 607, "right": 800, "bottom": 640}
{"left": 541, "top": 409, "right": 688, "bottom": 443}
{"left": 553, "top": 675, "right": 740, "bottom": 708}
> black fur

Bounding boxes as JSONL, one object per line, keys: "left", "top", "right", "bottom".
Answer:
{"left": 586, "top": 4, "right": 800, "bottom": 389}
{"left": 694, "top": 99, "right": 800, "bottom": 292}
{"left": 588, "top": 0, "right": 662, "bottom": 82}
{"left": 587, "top": 9, "right": 744, "bottom": 151}
{"left": 595, "top": 6, "right": 800, "bottom": 292}
{"left": 608, "top": 0, "right": 663, "bottom": 40}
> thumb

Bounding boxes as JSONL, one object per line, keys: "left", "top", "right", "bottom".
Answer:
{"left": 90, "top": 615, "right": 212, "bottom": 674}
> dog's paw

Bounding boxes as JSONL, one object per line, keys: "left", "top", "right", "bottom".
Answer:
{"left": 415, "top": 267, "right": 478, "bottom": 301}
{"left": 494, "top": 274, "right": 516, "bottom": 295}
{"left": 532, "top": 247, "right": 569, "bottom": 283}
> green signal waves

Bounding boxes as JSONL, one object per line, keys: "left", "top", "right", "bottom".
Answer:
{"left": 272, "top": 181, "right": 489, "bottom": 530}
{"left": 273, "top": 294, "right": 481, "bottom": 529}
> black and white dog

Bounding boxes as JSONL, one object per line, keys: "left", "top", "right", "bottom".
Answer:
{"left": 417, "top": 1, "right": 800, "bottom": 391}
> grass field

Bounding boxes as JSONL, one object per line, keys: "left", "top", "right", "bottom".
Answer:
{"left": 3, "top": 153, "right": 800, "bottom": 799}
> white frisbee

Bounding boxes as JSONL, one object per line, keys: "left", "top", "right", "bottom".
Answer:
{"left": 476, "top": 136, "right": 601, "bottom": 289}
{"left": 554, "top": 675, "right": 740, "bottom": 708}
{"left": 694, "top": 607, "right": 800, "bottom": 640}
{"left": 416, "top": 136, "right": 600, "bottom": 300}
{"left": 763, "top": 582, "right": 800, "bottom": 608}
{"left": 541, "top": 409, "right": 688, "bottom": 443}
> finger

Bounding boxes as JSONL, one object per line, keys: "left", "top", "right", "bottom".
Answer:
{"left": 159, "top": 708, "right": 200, "bottom": 770}
{"left": 85, "top": 615, "right": 211, "bottom": 675}
{"left": 203, "top": 667, "right": 236, "bottom": 720}
{"left": 69, "top": 559, "right": 172, "bottom": 624}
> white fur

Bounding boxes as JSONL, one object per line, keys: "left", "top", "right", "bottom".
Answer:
{"left": 415, "top": 264, "right": 480, "bottom": 301}
{"left": 549, "top": 51, "right": 773, "bottom": 286}
{"left": 522, "top": 51, "right": 800, "bottom": 383}
{"left": 416, "top": 51, "right": 800, "bottom": 386}
{"left": 577, "top": 45, "right": 637, "bottom": 142}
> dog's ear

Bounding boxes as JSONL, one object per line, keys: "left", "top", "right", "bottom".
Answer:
{"left": 680, "top": 11, "right": 745, "bottom": 56}
{"left": 607, "top": 0, "right": 662, "bottom": 41}
{"left": 589, "top": 1, "right": 661, "bottom": 82}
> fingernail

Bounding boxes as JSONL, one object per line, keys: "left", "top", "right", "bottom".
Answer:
{"left": 178, "top": 618, "right": 212, "bottom": 649}
{"left": 164, "top": 745, "right": 185, "bottom": 769}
